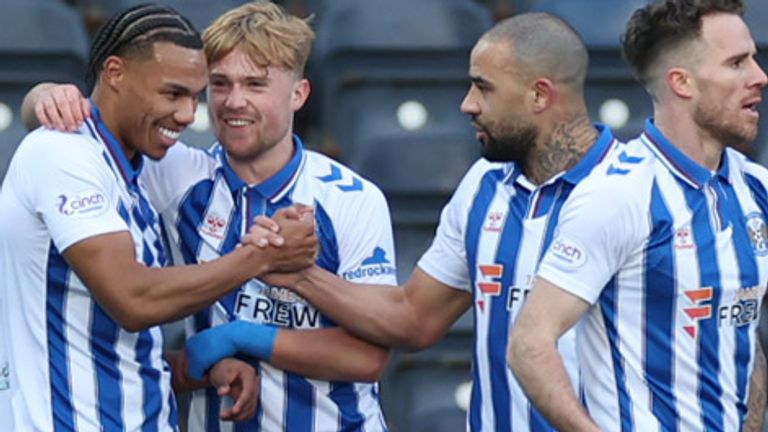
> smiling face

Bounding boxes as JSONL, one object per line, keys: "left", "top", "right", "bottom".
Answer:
{"left": 113, "top": 41, "right": 208, "bottom": 160}
{"left": 691, "top": 13, "right": 767, "bottom": 147}
{"left": 460, "top": 38, "right": 539, "bottom": 163}
{"left": 207, "top": 45, "right": 309, "bottom": 164}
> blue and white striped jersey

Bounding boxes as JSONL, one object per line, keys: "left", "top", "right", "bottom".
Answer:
{"left": 538, "top": 119, "right": 768, "bottom": 431}
{"left": 0, "top": 258, "right": 12, "bottom": 432}
{"left": 141, "top": 136, "right": 395, "bottom": 432}
{"left": 0, "top": 108, "right": 176, "bottom": 431}
{"left": 418, "top": 126, "right": 617, "bottom": 431}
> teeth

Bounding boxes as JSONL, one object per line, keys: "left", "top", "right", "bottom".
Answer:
{"left": 159, "top": 127, "right": 180, "bottom": 140}
{"left": 225, "top": 119, "right": 252, "bottom": 127}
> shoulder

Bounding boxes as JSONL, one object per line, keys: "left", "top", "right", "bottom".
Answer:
{"left": 573, "top": 137, "right": 656, "bottom": 197}
{"left": 301, "top": 150, "right": 387, "bottom": 202}
{"left": 450, "top": 158, "right": 509, "bottom": 201}
{"left": 728, "top": 148, "right": 768, "bottom": 186}
{"left": 12, "top": 128, "right": 104, "bottom": 179}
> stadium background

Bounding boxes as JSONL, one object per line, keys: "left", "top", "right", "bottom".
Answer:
{"left": 1, "top": 0, "right": 767, "bottom": 430}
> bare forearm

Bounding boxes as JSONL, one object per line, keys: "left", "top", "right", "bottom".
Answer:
{"left": 287, "top": 266, "right": 429, "bottom": 350}
{"left": 509, "top": 337, "right": 600, "bottom": 432}
{"left": 119, "top": 247, "right": 270, "bottom": 329}
{"left": 745, "top": 338, "right": 767, "bottom": 432}
{"left": 271, "top": 327, "right": 390, "bottom": 382}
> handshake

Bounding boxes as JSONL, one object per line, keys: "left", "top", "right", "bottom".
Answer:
{"left": 243, "top": 203, "right": 319, "bottom": 274}
{"left": 185, "top": 204, "right": 319, "bottom": 380}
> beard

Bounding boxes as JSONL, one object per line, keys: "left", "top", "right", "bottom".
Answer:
{"left": 694, "top": 99, "right": 757, "bottom": 152}
{"left": 478, "top": 118, "right": 539, "bottom": 164}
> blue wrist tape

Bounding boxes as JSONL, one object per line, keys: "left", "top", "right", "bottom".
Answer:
{"left": 185, "top": 320, "right": 279, "bottom": 380}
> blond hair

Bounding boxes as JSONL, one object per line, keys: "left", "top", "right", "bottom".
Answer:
{"left": 203, "top": 1, "right": 314, "bottom": 74}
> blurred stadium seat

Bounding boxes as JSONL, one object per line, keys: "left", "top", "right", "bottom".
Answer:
{"left": 524, "top": 0, "right": 653, "bottom": 141}
{"left": 0, "top": 1, "right": 89, "bottom": 184}
{"left": 311, "top": 0, "right": 492, "bottom": 284}
{"left": 312, "top": 0, "right": 491, "bottom": 192}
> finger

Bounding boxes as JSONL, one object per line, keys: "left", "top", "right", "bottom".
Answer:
{"left": 66, "top": 94, "right": 86, "bottom": 129}
{"left": 53, "top": 91, "right": 78, "bottom": 132}
{"left": 253, "top": 215, "right": 280, "bottom": 232}
{"left": 294, "top": 203, "right": 315, "bottom": 215}
{"left": 217, "top": 383, "right": 231, "bottom": 397}
{"left": 35, "top": 104, "right": 53, "bottom": 129}
{"left": 81, "top": 97, "right": 92, "bottom": 121}
{"left": 278, "top": 206, "right": 302, "bottom": 220}
{"left": 268, "top": 233, "right": 284, "bottom": 247}
{"left": 42, "top": 98, "right": 65, "bottom": 131}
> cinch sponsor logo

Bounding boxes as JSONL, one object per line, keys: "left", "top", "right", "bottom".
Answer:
{"left": 57, "top": 191, "right": 107, "bottom": 216}
{"left": 342, "top": 247, "right": 397, "bottom": 281}
{"left": 549, "top": 236, "right": 587, "bottom": 267}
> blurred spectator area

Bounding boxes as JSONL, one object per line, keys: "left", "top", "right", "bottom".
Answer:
{"left": 3, "top": 2, "right": 768, "bottom": 432}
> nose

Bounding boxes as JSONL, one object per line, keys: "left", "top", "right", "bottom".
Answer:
{"left": 751, "top": 57, "right": 768, "bottom": 89}
{"left": 175, "top": 97, "right": 197, "bottom": 126}
{"left": 225, "top": 84, "right": 247, "bottom": 110}
{"left": 461, "top": 87, "right": 479, "bottom": 115}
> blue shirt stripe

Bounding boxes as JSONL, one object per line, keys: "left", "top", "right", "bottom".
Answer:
{"left": 645, "top": 180, "right": 679, "bottom": 430}
{"left": 598, "top": 277, "right": 634, "bottom": 432}
{"left": 286, "top": 374, "right": 314, "bottom": 431}
{"left": 46, "top": 245, "right": 76, "bottom": 432}
{"left": 684, "top": 184, "right": 725, "bottom": 431}
{"left": 91, "top": 305, "right": 123, "bottom": 431}
{"left": 465, "top": 169, "right": 502, "bottom": 432}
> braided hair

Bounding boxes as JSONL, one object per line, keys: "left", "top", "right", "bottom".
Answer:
{"left": 86, "top": 3, "right": 203, "bottom": 91}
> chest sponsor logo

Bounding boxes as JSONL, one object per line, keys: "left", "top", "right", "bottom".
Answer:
{"left": 342, "top": 247, "right": 397, "bottom": 281}
{"left": 57, "top": 191, "right": 107, "bottom": 217}
{"left": 483, "top": 211, "right": 506, "bottom": 232}
{"left": 201, "top": 213, "right": 227, "bottom": 240}
{"left": 234, "top": 282, "right": 321, "bottom": 329}
{"left": 475, "top": 263, "right": 534, "bottom": 313}
{"left": 549, "top": 235, "right": 587, "bottom": 268}
{"left": 746, "top": 212, "right": 768, "bottom": 256}
{"left": 682, "top": 285, "right": 765, "bottom": 338}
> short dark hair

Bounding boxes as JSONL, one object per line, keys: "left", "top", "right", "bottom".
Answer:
{"left": 86, "top": 3, "right": 203, "bottom": 90}
{"left": 484, "top": 12, "right": 589, "bottom": 91}
{"left": 622, "top": 0, "right": 744, "bottom": 86}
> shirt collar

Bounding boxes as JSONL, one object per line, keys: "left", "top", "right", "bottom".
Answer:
{"left": 642, "top": 118, "right": 730, "bottom": 188}
{"left": 561, "top": 123, "right": 616, "bottom": 184}
{"left": 220, "top": 135, "right": 306, "bottom": 201}
{"left": 90, "top": 103, "right": 143, "bottom": 184}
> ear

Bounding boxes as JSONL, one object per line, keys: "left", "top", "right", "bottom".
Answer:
{"left": 101, "top": 55, "right": 127, "bottom": 91}
{"left": 530, "top": 78, "right": 556, "bottom": 114}
{"left": 667, "top": 67, "right": 694, "bottom": 99}
{"left": 291, "top": 77, "right": 311, "bottom": 112}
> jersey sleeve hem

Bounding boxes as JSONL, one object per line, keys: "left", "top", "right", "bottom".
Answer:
{"left": 536, "top": 265, "right": 601, "bottom": 305}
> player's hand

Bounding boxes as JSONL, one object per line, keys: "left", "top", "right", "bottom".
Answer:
{"left": 261, "top": 268, "right": 311, "bottom": 290}
{"left": 35, "top": 84, "right": 90, "bottom": 132}
{"left": 208, "top": 358, "right": 260, "bottom": 422}
{"left": 247, "top": 215, "right": 284, "bottom": 247}
{"left": 244, "top": 204, "right": 316, "bottom": 248}
{"left": 244, "top": 206, "right": 316, "bottom": 272}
